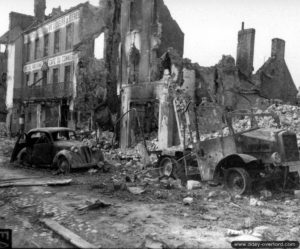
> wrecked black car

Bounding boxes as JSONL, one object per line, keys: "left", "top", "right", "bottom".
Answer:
{"left": 10, "top": 127, "right": 104, "bottom": 173}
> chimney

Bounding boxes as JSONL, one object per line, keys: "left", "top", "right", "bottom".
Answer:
{"left": 34, "top": 0, "right": 46, "bottom": 23}
{"left": 271, "top": 38, "right": 285, "bottom": 60}
{"left": 236, "top": 22, "right": 255, "bottom": 77}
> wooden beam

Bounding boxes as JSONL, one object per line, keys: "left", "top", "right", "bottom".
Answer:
{"left": 40, "top": 219, "right": 99, "bottom": 249}
{"left": 0, "top": 179, "right": 72, "bottom": 188}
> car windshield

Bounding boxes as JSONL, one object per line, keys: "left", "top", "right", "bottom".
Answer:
{"left": 51, "top": 130, "right": 77, "bottom": 141}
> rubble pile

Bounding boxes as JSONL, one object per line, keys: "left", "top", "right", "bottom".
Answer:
{"left": 179, "top": 103, "right": 300, "bottom": 146}
{"left": 0, "top": 122, "right": 7, "bottom": 137}
{"left": 0, "top": 137, "right": 16, "bottom": 157}
{"left": 263, "top": 104, "right": 300, "bottom": 145}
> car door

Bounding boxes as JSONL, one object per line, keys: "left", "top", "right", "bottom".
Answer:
{"left": 31, "top": 132, "right": 53, "bottom": 165}
{"left": 10, "top": 133, "right": 28, "bottom": 163}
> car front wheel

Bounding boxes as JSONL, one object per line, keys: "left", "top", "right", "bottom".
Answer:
{"left": 17, "top": 149, "right": 29, "bottom": 166}
{"left": 58, "top": 157, "right": 71, "bottom": 174}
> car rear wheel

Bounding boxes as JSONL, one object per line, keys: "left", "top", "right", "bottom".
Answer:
{"left": 58, "top": 157, "right": 71, "bottom": 174}
{"left": 225, "top": 167, "right": 251, "bottom": 195}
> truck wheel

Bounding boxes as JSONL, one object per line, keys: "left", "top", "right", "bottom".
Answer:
{"left": 58, "top": 157, "right": 71, "bottom": 174}
{"left": 158, "top": 157, "right": 187, "bottom": 183}
{"left": 158, "top": 157, "right": 175, "bottom": 177}
{"left": 225, "top": 167, "right": 251, "bottom": 195}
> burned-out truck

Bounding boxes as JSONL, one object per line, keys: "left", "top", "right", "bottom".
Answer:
{"left": 156, "top": 97, "right": 300, "bottom": 195}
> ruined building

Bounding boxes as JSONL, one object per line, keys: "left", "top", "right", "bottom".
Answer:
{"left": 118, "top": 0, "right": 184, "bottom": 148}
{"left": 195, "top": 23, "right": 298, "bottom": 111}
{"left": 0, "top": 11, "right": 35, "bottom": 133}
{"left": 0, "top": 0, "right": 115, "bottom": 134}
{"left": 255, "top": 38, "right": 298, "bottom": 104}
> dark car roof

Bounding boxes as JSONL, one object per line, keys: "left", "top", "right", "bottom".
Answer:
{"left": 28, "top": 127, "right": 75, "bottom": 133}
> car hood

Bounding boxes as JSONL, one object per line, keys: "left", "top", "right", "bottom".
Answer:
{"left": 241, "top": 128, "right": 285, "bottom": 142}
{"left": 53, "top": 140, "right": 86, "bottom": 149}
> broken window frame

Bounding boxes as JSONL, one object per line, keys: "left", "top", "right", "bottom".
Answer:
{"left": 44, "top": 34, "right": 49, "bottom": 57}
{"left": 33, "top": 72, "right": 40, "bottom": 86}
{"left": 26, "top": 40, "right": 31, "bottom": 62}
{"left": 25, "top": 73, "right": 30, "bottom": 86}
{"left": 42, "top": 70, "right": 48, "bottom": 85}
{"left": 64, "top": 65, "right": 71, "bottom": 83}
{"left": 34, "top": 37, "right": 40, "bottom": 60}
{"left": 93, "top": 32, "right": 105, "bottom": 60}
{"left": 54, "top": 30, "right": 60, "bottom": 54}
{"left": 52, "top": 68, "right": 59, "bottom": 84}
{"left": 65, "top": 23, "right": 74, "bottom": 50}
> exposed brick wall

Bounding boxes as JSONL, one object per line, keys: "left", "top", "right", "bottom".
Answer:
{"left": 9, "top": 12, "right": 34, "bottom": 31}
{"left": 236, "top": 27, "right": 255, "bottom": 78}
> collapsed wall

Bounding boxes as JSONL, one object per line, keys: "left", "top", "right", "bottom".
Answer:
{"left": 73, "top": 1, "right": 121, "bottom": 130}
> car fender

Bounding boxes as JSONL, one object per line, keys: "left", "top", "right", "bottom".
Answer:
{"left": 214, "top": 153, "right": 258, "bottom": 178}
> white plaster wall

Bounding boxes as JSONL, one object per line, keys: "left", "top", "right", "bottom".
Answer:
{"left": 6, "top": 44, "right": 15, "bottom": 109}
{"left": 72, "top": 53, "right": 79, "bottom": 99}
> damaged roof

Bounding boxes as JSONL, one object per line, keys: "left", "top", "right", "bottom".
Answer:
{"left": 23, "top": 1, "right": 91, "bottom": 34}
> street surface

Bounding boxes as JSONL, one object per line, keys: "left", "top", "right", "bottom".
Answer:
{"left": 0, "top": 138, "right": 299, "bottom": 248}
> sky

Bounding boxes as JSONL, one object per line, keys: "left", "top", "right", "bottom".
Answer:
{"left": 0, "top": 0, "right": 300, "bottom": 88}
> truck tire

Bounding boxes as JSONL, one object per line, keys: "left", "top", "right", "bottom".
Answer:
{"left": 225, "top": 167, "right": 251, "bottom": 195}
{"left": 158, "top": 157, "right": 187, "bottom": 184}
{"left": 158, "top": 157, "right": 176, "bottom": 177}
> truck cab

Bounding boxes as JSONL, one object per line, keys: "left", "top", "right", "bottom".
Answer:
{"left": 158, "top": 96, "right": 300, "bottom": 195}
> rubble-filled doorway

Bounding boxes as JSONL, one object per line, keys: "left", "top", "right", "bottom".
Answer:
{"left": 129, "top": 100, "right": 159, "bottom": 147}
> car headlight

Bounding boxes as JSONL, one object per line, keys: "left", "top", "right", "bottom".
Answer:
{"left": 271, "top": 152, "right": 282, "bottom": 166}
{"left": 71, "top": 146, "right": 79, "bottom": 153}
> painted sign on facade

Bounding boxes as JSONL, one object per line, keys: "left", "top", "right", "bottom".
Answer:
{"left": 24, "top": 10, "right": 80, "bottom": 43}
{"left": 23, "top": 52, "right": 75, "bottom": 73}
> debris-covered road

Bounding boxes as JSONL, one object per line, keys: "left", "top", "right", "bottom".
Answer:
{"left": 0, "top": 136, "right": 300, "bottom": 248}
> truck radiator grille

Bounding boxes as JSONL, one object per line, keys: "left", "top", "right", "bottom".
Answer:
{"left": 282, "top": 133, "right": 299, "bottom": 161}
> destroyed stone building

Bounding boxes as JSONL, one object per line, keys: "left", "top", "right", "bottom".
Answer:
{"left": 0, "top": 0, "right": 298, "bottom": 149}
{"left": 255, "top": 38, "right": 298, "bottom": 104}
{"left": 195, "top": 23, "right": 299, "bottom": 111}
{"left": 0, "top": 0, "right": 114, "bottom": 134}
{"left": 119, "top": 0, "right": 184, "bottom": 148}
